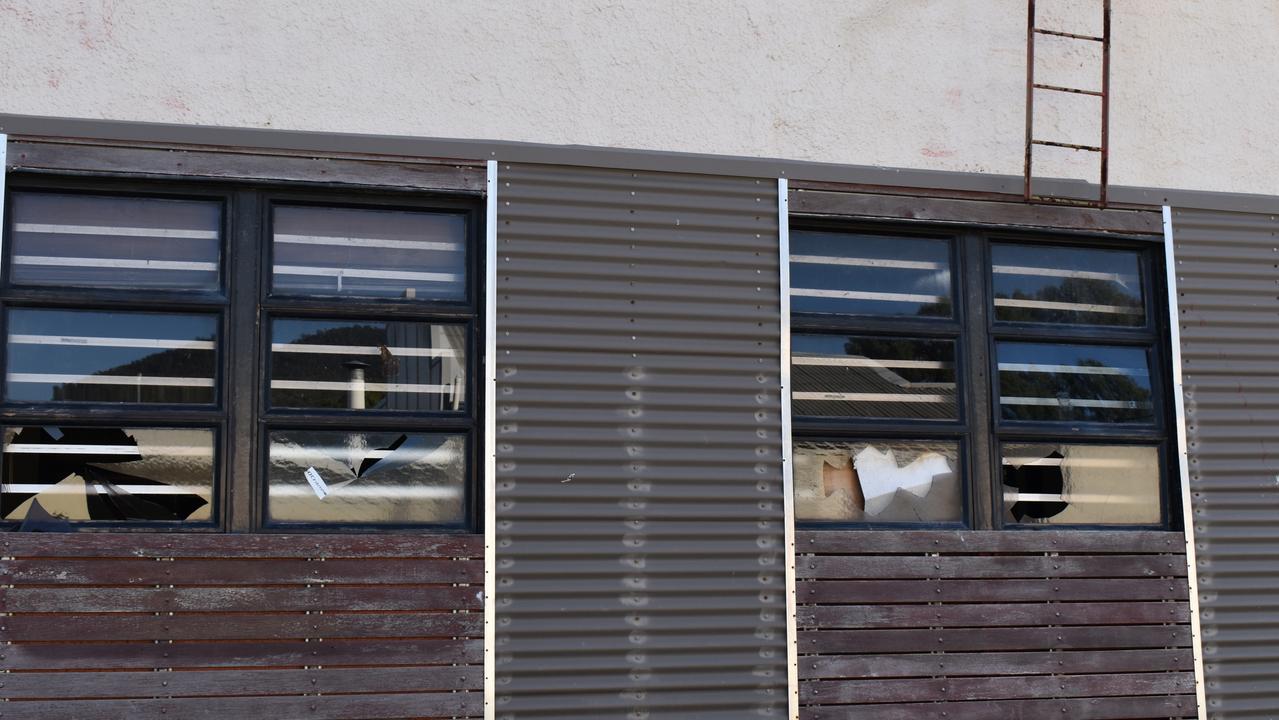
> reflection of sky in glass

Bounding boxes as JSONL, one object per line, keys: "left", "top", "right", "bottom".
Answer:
{"left": 991, "top": 244, "right": 1144, "bottom": 326}
{"left": 6, "top": 309, "right": 218, "bottom": 405}
{"left": 7, "top": 309, "right": 217, "bottom": 379}
{"left": 790, "top": 231, "right": 952, "bottom": 318}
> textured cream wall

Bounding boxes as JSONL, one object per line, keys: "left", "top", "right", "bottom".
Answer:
{"left": 0, "top": 0, "right": 1275, "bottom": 195}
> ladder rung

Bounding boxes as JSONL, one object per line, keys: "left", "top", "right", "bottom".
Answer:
{"left": 1033, "top": 83, "right": 1103, "bottom": 97}
{"left": 1032, "top": 140, "right": 1103, "bottom": 152}
{"left": 1034, "top": 27, "right": 1105, "bottom": 42}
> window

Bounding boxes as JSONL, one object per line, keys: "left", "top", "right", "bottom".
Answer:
{"left": 790, "top": 224, "right": 1173, "bottom": 528}
{"left": 0, "top": 179, "right": 480, "bottom": 531}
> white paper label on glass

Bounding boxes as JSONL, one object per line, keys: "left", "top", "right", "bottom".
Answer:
{"left": 304, "top": 467, "right": 329, "bottom": 499}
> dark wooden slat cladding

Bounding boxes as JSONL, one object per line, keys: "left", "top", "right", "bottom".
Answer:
{"left": 3, "top": 665, "right": 477, "bottom": 700}
{"left": 0, "top": 533, "right": 482, "bottom": 719}
{"left": 0, "top": 692, "right": 481, "bottom": 720}
{"left": 805, "top": 649, "right": 1195, "bottom": 679}
{"left": 798, "top": 530, "right": 1196, "bottom": 720}
{"left": 801, "top": 600, "right": 1189, "bottom": 628}
{"left": 801, "top": 577, "right": 1188, "bottom": 603}
{"left": 788, "top": 188, "right": 1163, "bottom": 235}
{"left": 802, "top": 553, "right": 1188, "bottom": 578}
{"left": 0, "top": 533, "right": 482, "bottom": 558}
{"left": 0, "top": 556, "right": 483, "bottom": 584}
{"left": 803, "top": 695, "right": 1197, "bottom": 720}
{"left": 8, "top": 139, "right": 485, "bottom": 193}
{"left": 797, "top": 529, "right": 1183, "bottom": 554}
{"left": 1, "top": 584, "right": 480, "bottom": 612}
{"left": 2, "top": 611, "right": 481, "bottom": 642}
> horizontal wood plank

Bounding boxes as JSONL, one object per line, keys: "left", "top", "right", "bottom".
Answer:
{"left": 799, "top": 601, "right": 1190, "bottom": 629}
{"left": 801, "top": 624, "right": 1191, "bottom": 654}
{"left": 2, "top": 666, "right": 480, "bottom": 700}
{"left": 789, "top": 189, "right": 1163, "bottom": 235}
{"left": 803, "top": 694, "right": 1197, "bottom": 720}
{"left": 801, "top": 554, "right": 1188, "bottom": 580}
{"left": 0, "top": 691, "right": 481, "bottom": 720}
{"left": 802, "top": 649, "right": 1196, "bottom": 680}
{"left": 799, "top": 578, "right": 1190, "bottom": 604}
{"left": 0, "top": 557, "right": 482, "bottom": 585}
{"left": 3, "top": 638, "right": 482, "bottom": 670}
{"left": 796, "top": 530, "right": 1185, "bottom": 555}
{"left": 802, "top": 671, "right": 1197, "bottom": 704}
{"left": 8, "top": 140, "right": 485, "bottom": 193}
{"left": 1, "top": 611, "right": 481, "bottom": 642}
{"left": 0, "top": 533, "right": 482, "bottom": 559}
{"left": 0, "top": 584, "right": 482, "bottom": 613}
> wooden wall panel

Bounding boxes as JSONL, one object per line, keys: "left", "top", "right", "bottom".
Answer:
{"left": 0, "top": 533, "right": 482, "bottom": 720}
{"left": 797, "top": 530, "right": 1196, "bottom": 720}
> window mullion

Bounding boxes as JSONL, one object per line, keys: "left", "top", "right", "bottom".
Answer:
{"left": 226, "top": 189, "right": 262, "bottom": 532}
{"left": 961, "top": 232, "right": 996, "bottom": 530}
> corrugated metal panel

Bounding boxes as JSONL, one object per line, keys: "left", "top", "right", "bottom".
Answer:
{"left": 494, "top": 164, "right": 787, "bottom": 718}
{"left": 1172, "top": 206, "right": 1279, "bottom": 720}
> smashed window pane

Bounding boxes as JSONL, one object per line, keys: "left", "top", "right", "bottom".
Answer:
{"left": 794, "top": 439, "right": 961, "bottom": 523}
{"left": 792, "top": 335, "right": 957, "bottom": 420}
{"left": 790, "top": 231, "right": 953, "bottom": 318}
{"left": 996, "top": 342, "right": 1155, "bottom": 424}
{"left": 1002, "top": 443, "right": 1161, "bottom": 525}
{"left": 270, "top": 318, "right": 467, "bottom": 412}
{"left": 271, "top": 205, "right": 466, "bottom": 301}
{"left": 9, "top": 192, "right": 222, "bottom": 292}
{"left": 267, "top": 430, "right": 465, "bottom": 525}
{"left": 5, "top": 308, "right": 218, "bottom": 405}
{"left": 1, "top": 426, "right": 215, "bottom": 525}
{"left": 992, "top": 243, "right": 1145, "bottom": 327}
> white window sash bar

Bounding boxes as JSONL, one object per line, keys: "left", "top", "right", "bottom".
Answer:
{"left": 4, "top": 483, "right": 460, "bottom": 500}
{"left": 1002, "top": 491, "right": 1140, "bottom": 503}
{"left": 10, "top": 335, "right": 215, "bottom": 351}
{"left": 1002, "top": 456, "right": 1145, "bottom": 469}
{"left": 1000, "top": 396, "right": 1153, "bottom": 409}
{"left": 792, "top": 391, "right": 951, "bottom": 403}
{"left": 789, "top": 254, "right": 945, "bottom": 271}
{"left": 3, "top": 443, "right": 210, "bottom": 456}
{"left": 273, "top": 265, "right": 460, "bottom": 283}
{"left": 998, "top": 362, "right": 1149, "bottom": 376}
{"left": 992, "top": 263, "right": 1137, "bottom": 284}
{"left": 14, "top": 223, "right": 219, "bottom": 240}
{"left": 13, "top": 256, "right": 217, "bottom": 272}
{"left": 994, "top": 297, "right": 1142, "bottom": 315}
{"left": 270, "top": 379, "right": 453, "bottom": 394}
{"left": 791, "top": 288, "right": 946, "bottom": 304}
{"left": 8, "top": 373, "right": 214, "bottom": 388}
{"left": 269, "top": 446, "right": 460, "bottom": 463}
{"left": 274, "top": 233, "right": 462, "bottom": 252}
{"left": 271, "top": 342, "right": 458, "bottom": 358}
{"left": 793, "top": 356, "right": 952, "bottom": 370}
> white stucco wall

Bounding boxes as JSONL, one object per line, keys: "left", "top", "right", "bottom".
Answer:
{"left": 0, "top": 0, "right": 1275, "bottom": 196}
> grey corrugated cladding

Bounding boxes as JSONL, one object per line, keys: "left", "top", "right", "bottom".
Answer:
{"left": 1174, "top": 206, "right": 1279, "bottom": 719}
{"left": 493, "top": 164, "right": 788, "bottom": 718}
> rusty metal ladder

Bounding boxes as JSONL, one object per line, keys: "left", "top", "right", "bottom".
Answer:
{"left": 1023, "top": 0, "right": 1111, "bottom": 206}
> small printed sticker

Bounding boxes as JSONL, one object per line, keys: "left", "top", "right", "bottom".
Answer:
{"left": 304, "top": 467, "right": 329, "bottom": 499}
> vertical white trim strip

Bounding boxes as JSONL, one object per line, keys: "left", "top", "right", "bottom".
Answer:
{"left": 0, "top": 134, "right": 7, "bottom": 271}
{"left": 483, "top": 160, "right": 498, "bottom": 720}
{"left": 778, "top": 178, "right": 799, "bottom": 720}
{"left": 1164, "top": 205, "right": 1209, "bottom": 720}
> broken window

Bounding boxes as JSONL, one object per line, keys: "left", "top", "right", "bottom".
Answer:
{"left": 790, "top": 226, "right": 1172, "bottom": 528}
{"left": 794, "top": 440, "right": 961, "bottom": 523}
{"left": 1, "top": 426, "right": 215, "bottom": 525}
{"left": 1002, "top": 443, "right": 1161, "bottom": 525}
{"left": 266, "top": 430, "right": 466, "bottom": 525}
{"left": 1, "top": 179, "right": 479, "bottom": 531}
